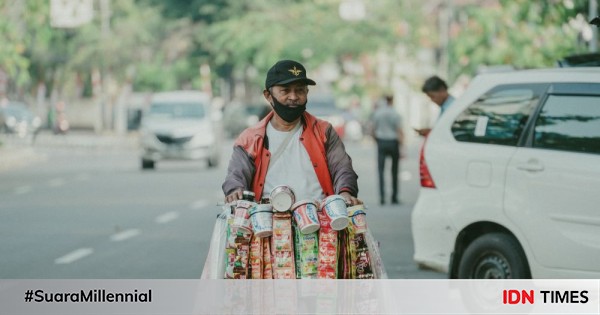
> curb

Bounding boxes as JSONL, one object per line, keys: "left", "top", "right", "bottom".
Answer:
{"left": 0, "top": 131, "right": 137, "bottom": 171}
{"left": 0, "top": 146, "right": 46, "bottom": 172}
{"left": 31, "top": 131, "right": 138, "bottom": 150}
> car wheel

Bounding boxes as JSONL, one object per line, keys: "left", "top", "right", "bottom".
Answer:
{"left": 141, "top": 159, "right": 155, "bottom": 170}
{"left": 458, "top": 233, "right": 530, "bottom": 279}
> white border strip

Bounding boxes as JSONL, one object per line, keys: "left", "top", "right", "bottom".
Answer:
{"left": 1, "top": 280, "right": 598, "bottom": 315}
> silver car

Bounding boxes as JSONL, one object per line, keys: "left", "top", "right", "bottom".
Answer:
{"left": 139, "top": 91, "right": 221, "bottom": 169}
{"left": 0, "top": 102, "right": 42, "bottom": 138}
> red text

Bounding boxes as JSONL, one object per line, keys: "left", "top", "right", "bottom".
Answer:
{"left": 503, "top": 289, "right": 534, "bottom": 304}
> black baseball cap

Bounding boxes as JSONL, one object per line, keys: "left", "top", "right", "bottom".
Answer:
{"left": 265, "top": 60, "right": 316, "bottom": 89}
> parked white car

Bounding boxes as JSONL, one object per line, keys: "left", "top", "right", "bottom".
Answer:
{"left": 139, "top": 91, "right": 221, "bottom": 169}
{"left": 412, "top": 67, "right": 600, "bottom": 278}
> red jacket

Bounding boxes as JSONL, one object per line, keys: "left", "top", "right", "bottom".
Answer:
{"left": 222, "top": 111, "right": 358, "bottom": 201}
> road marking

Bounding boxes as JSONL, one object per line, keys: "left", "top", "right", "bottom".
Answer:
{"left": 155, "top": 211, "right": 179, "bottom": 224}
{"left": 14, "top": 185, "right": 32, "bottom": 195}
{"left": 110, "top": 229, "right": 141, "bottom": 242}
{"left": 401, "top": 171, "right": 412, "bottom": 181}
{"left": 55, "top": 248, "right": 94, "bottom": 264}
{"left": 189, "top": 200, "right": 209, "bottom": 210}
{"left": 48, "top": 178, "right": 65, "bottom": 187}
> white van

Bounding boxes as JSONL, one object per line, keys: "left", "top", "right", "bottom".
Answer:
{"left": 412, "top": 68, "right": 600, "bottom": 278}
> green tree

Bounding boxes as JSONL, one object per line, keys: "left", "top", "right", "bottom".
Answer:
{"left": 447, "top": 0, "right": 590, "bottom": 80}
{"left": 0, "top": 0, "right": 40, "bottom": 93}
{"left": 145, "top": 0, "right": 423, "bottom": 99}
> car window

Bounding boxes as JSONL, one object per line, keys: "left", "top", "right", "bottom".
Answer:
{"left": 533, "top": 95, "right": 600, "bottom": 154}
{"left": 148, "top": 102, "right": 205, "bottom": 119}
{"left": 2, "top": 104, "right": 32, "bottom": 119}
{"left": 451, "top": 84, "right": 548, "bottom": 146}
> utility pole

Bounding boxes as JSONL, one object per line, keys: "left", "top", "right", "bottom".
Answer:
{"left": 590, "top": 0, "right": 598, "bottom": 52}
{"left": 99, "top": 0, "right": 111, "bottom": 131}
{"left": 49, "top": 0, "right": 94, "bottom": 130}
{"left": 439, "top": 0, "right": 452, "bottom": 81}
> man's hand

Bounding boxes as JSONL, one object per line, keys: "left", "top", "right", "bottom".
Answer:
{"left": 340, "top": 191, "right": 362, "bottom": 206}
{"left": 225, "top": 188, "right": 243, "bottom": 204}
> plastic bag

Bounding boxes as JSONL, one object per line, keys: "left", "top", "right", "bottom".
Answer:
{"left": 364, "top": 228, "right": 388, "bottom": 279}
{"left": 200, "top": 206, "right": 231, "bottom": 279}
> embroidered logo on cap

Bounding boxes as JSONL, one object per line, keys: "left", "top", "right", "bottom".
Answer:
{"left": 288, "top": 66, "right": 302, "bottom": 76}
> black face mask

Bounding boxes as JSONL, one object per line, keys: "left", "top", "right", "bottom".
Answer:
{"left": 270, "top": 96, "right": 306, "bottom": 123}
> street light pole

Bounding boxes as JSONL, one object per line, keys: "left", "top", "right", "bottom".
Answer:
{"left": 99, "top": 0, "right": 111, "bottom": 131}
{"left": 590, "top": 0, "right": 598, "bottom": 52}
{"left": 439, "top": 0, "right": 452, "bottom": 80}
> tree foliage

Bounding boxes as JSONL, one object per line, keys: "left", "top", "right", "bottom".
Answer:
{"left": 0, "top": 0, "right": 595, "bottom": 101}
{"left": 448, "top": 0, "right": 591, "bottom": 80}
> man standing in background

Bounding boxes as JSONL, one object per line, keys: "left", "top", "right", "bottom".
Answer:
{"left": 371, "top": 95, "right": 404, "bottom": 205}
{"left": 415, "top": 76, "right": 455, "bottom": 137}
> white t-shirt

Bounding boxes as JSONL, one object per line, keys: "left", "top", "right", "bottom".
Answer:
{"left": 263, "top": 122, "right": 323, "bottom": 202}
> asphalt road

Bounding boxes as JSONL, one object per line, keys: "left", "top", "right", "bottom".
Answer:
{"left": 0, "top": 132, "right": 445, "bottom": 279}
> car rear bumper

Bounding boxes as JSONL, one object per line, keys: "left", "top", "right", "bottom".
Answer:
{"left": 142, "top": 144, "right": 214, "bottom": 161}
{"left": 412, "top": 188, "right": 456, "bottom": 273}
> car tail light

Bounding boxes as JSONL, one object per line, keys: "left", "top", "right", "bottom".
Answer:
{"left": 419, "top": 138, "right": 436, "bottom": 188}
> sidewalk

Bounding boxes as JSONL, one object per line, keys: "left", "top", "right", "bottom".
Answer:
{"left": 0, "top": 147, "right": 41, "bottom": 172}
{"left": 31, "top": 130, "right": 138, "bottom": 150}
{"left": 0, "top": 130, "right": 138, "bottom": 172}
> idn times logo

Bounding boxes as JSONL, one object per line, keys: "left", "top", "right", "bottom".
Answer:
{"left": 503, "top": 290, "right": 589, "bottom": 304}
